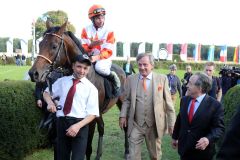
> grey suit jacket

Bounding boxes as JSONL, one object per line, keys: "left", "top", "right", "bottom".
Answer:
{"left": 120, "top": 72, "right": 176, "bottom": 137}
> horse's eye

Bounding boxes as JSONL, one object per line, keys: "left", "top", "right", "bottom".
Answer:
{"left": 52, "top": 43, "right": 58, "bottom": 50}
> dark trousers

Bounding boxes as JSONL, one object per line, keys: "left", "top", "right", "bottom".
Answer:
{"left": 56, "top": 117, "right": 89, "bottom": 160}
{"left": 180, "top": 152, "right": 214, "bottom": 160}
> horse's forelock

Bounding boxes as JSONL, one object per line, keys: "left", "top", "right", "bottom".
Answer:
{"left": 43, "top": 26, "right": 61, "bottom": 36}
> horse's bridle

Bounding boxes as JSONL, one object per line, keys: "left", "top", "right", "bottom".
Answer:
{"left": 37, "top": 32, "right": 71, "bottom": 70}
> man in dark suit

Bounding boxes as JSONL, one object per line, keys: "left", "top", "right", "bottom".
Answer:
{"left": 216, "top": 105, "right": 240, "bottom": 160}
{"left": 123, "top": 56, "right": 135, "bottom": 77}
{"left": 172, "top": 72, "right": 224, "bottom": 160}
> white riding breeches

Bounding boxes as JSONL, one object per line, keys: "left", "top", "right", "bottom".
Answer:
{"left": 95, "top": 58, "right": 112, "bottom": 76}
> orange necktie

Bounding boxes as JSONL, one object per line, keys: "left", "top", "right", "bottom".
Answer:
{"left": 142, "top": 77, "right": 147, "bottom": 92}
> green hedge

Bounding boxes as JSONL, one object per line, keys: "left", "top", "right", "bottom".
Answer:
{"left": 0, "top": 81, "right": 48, "bottom": 160}
{"left": 223, "top": 85, "right": 240, "bottom": 129}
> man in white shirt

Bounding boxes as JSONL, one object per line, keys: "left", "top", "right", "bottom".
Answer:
{"left": 43, "top": 54, "right": 99, "bottom": 160}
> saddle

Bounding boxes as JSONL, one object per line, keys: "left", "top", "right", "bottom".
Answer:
{"left": 92, "top": 64, "right": 120, "bottom": 112}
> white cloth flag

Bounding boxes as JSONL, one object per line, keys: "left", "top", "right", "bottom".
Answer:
{"left": 138, "top": 42, "right": 145, "bottom": 54}
{"left": 6, "top": 38, "right": 13, "bottom": 56}
{"left": 123, "top": 42, "right": 131, "bottom": 58}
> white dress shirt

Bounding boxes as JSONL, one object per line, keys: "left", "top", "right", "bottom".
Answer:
{"left": 45, "top": 75, "right": 99, "bottom": 118}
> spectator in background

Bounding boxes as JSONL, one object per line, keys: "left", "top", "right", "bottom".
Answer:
{"left": 21, "top": 54, "right": 26, "bottom": 66}
{"left": 219, "top": 71, "right": 238, "bottom": 100}
{"left": 167, "top": 64, "right": 182, "bottom": 106}
{"left": 204, "top": 62, "right": 222, "bottom": 102}
{"left": 1, "top": 53, "right": 7, "bottom": 65}
{"left": 15, "top": 54, "right": 21, "bottom": 66}
{"left": 123, "top": 56, "right": 135, "bottom": 77}
{"left": 181, "top": 65, "right": 193, "bottom": 96}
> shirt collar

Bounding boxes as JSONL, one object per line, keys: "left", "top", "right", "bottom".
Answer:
{"left": 139, "top": 72, "right": 152, "bottom": 80}
{"left": 195, "top": 94, "right": 206, "bottom": 103}
{"left": 91, "top": 23, "right": 104, "bottom": 32}
{"left": 70, "top": 75, "right": 87, "bottom": 84}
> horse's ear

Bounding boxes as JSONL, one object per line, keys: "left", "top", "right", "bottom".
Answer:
{"left": 46, "top": 18, "right": 53, "bottom": 30}
{"left": 59, "top": 19, "right": 68, "bottom": 34}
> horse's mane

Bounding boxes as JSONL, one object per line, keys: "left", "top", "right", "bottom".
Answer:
{"left": 66, "top": 31, "right": 86, "bottom": 55}
{"left": 43, "top": 27, "right": 86, "bottom": 55}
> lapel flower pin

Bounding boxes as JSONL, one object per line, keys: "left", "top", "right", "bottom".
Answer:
{"left": 158, "top": 84, "right": 162, "bottom": 91}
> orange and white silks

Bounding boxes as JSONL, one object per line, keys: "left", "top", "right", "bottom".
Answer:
{"left": 81, "top": 24, "right": 115, "bottom": 60}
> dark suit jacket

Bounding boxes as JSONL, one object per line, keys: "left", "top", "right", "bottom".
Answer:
{"left": 172, "top": 95, "right": 224, "bottom": 160}
{"left": 216, "top": 105, "right": 240, "bottom": 160}
{"left": 123, "top": 62, "right": 135, "bottom": 76}
{"left": 35, "top": 82, "right": 48, "bottom": 101}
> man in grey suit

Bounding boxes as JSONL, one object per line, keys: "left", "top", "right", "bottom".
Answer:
{"left": 119, "top": 53, "right": 176, "bottom": 160}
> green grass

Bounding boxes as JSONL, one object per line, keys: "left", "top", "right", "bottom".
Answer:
{"left": 24, "top": 107, "right": 180, "bottom": 160}
{"left": 1, "top": 65, "right": 183, "bottom": 160}
{"left": 0, "top": 65, "right": 31, "bottom": 80}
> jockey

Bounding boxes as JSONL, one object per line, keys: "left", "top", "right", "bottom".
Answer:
{"left": 81, "top": 4, "right": 120, "bottom": 96}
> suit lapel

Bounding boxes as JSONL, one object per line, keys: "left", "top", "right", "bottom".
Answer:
{"left": 191, "top": 95, "right": 209, "bottom": 123}
{"left": 183, "top": 97, "right": 192, "bottom": 124}
{"left": 131, "top": 74, "right": 140, "bottom": 110}
{"left": 152, "top": 73, "right": 157, "bottom": 107}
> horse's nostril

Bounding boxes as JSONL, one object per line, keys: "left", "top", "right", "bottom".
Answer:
{"left": 28, "top": 71, "right": 32, "bottom": 77}
{"left": 34, "top": 71, "right": 39, "bottom": 78}
{"left": 28, "top": 70, "right": 39, "bottom": 82}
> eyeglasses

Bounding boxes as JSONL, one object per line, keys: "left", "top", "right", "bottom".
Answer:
{"left": 93, "top": 8, "right": 105, "bottom": 14}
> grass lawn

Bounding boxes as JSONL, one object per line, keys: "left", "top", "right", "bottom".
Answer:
{"left": 1, "top": 65, "right": 185, "bottom": 160}
{"left": 24, "top": 107, "right": 180, "bottom": 160}
{"left": 0, "top": 65, "right": 30, "bottom": 80}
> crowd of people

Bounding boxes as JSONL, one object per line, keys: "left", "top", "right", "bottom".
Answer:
{"left": 15, "top": 54, "right": 26, "bottom": 66}
{"left": 1, "top": 54, "right": 26, "bottom": 66}
{"left": 31, "top": 4, "right": 239, "bottom": 160}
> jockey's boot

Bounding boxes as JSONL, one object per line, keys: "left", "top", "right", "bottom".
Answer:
{"left": 107, "top": 71, "right": 121, "bottom": 97}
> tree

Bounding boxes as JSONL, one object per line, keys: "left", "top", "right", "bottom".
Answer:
{"left": 35, "top": 10, "right": 76, "bottom": 39}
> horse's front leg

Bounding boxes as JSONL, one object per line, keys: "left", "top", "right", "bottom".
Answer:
{"left": 95, "top": 115, "right": 104, "bottom": 160}
{"left": 86, "top": 119, "right": 97, "bottom": 160}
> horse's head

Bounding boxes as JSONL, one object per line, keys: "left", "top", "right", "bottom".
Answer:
{"left": 29, "top": 20, "right": 82, "bottom": 82}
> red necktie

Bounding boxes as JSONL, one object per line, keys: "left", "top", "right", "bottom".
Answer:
{"left": 63, "top": 79, "right": 79, "bottom": 115}
{"left": 142, "top": 77, "right": 147, "bottom": 92}
{"left": 188, "top": 98, "right": 196, "bottom": 123}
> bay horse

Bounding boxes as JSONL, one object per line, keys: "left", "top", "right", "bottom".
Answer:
{"left": 28, "top": 20, "right": 128, "bottom": 160}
